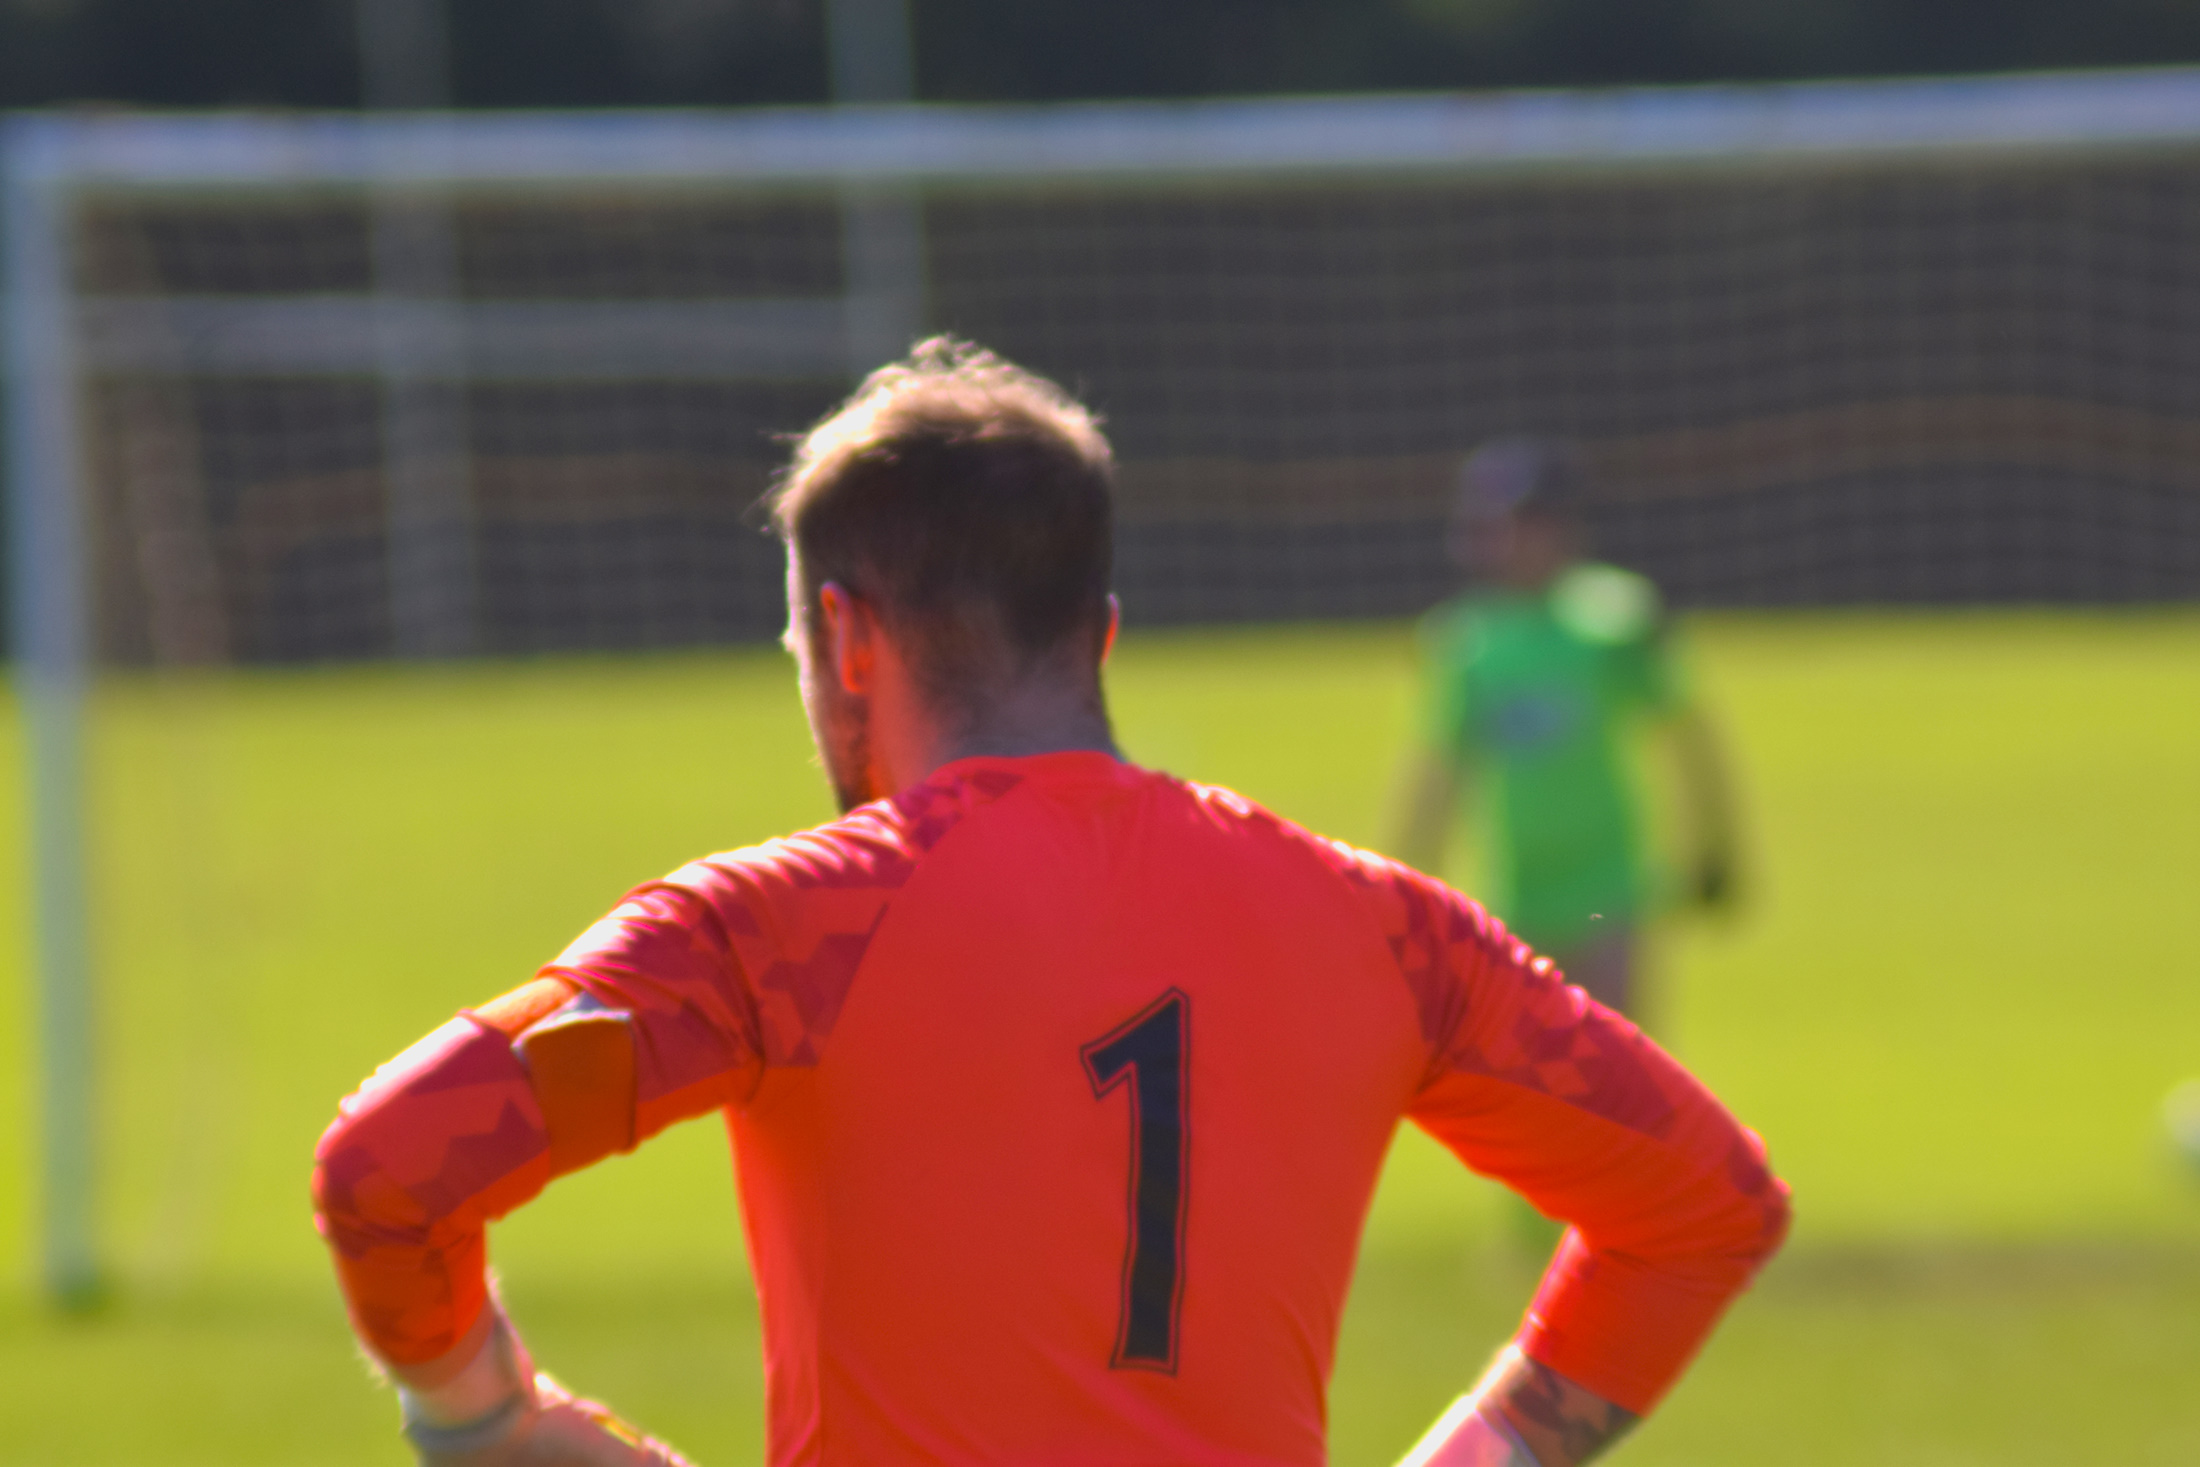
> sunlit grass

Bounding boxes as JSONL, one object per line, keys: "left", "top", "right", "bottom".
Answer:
{"left": 3, "top": 611, "right": 2197, "bottom": 1463}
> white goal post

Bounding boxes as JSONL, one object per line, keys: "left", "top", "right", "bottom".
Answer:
{"left": 8, "top": 65, "right": 2200, "bottom": 1305}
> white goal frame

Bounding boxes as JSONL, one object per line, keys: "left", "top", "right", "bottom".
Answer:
{"left": 8, "top": 64, "right": 2200, "bottom": 1305}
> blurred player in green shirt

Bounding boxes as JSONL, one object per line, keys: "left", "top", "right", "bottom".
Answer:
{"left": 1393, "top": 439, "right": 1740, "bottom": 1021}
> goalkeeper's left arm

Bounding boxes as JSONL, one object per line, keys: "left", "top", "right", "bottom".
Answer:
{"left": 1374, "top": 858, "right": 1790, "bottom": 1465}
{"left": 313, "top": 974, "right": 746, "bottom": 1465}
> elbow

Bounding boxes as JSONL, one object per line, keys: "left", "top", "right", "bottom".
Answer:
{"left": 1702, "top": 1142, "right": 1791, "bottom": 1284}
{"left": 311, "top": 1099, "right": 418, "bottom": 1262}
{"left": 1751, "top": 1168, "right": 1794, "bottom": 1270}
{"left": 1600, "top": 1136, "right": 1792, "bottom": 1292}
{"left": 309, "top": 1019, "right": 552, "bottom": 1367}
{"left": 309, "top": 1016, "right": 543, "bottom": 1258}
{"left": 310, "top": 1105, "right": 357, "bottom": 1240}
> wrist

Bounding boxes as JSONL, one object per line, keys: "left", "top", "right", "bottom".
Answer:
{"left": 1400, "top": 1391, "right": 1541, "bottom": 1467}
{"left": 392, "top": 1302, "right": 536, "bottom": 1440}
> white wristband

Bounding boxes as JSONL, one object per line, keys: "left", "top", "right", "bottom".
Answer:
{"left": 395, "top": 1304, "right": 535, "bottom": 1436}
{"left": 1398, "top": 1393, "right": 1541, "bottom": 1467}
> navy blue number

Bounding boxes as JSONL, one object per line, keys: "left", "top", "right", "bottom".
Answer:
{"left": 1082, "top": 989, "right": 1189, "bottom": 1372}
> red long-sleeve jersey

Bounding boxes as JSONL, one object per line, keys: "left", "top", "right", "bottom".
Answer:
{"left": 314, "top": 751, "right": 1787, "bottom": 1465}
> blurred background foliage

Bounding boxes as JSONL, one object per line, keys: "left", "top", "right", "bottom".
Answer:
{"left": 6, "top": 0, "right": 2200, "bottom": 111}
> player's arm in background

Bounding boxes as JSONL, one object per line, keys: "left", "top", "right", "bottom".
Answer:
{"left": 1655, "top": 701, "right": 1741, "bottom": 912}
{"left": 1365, "top": 863, "right": 1790, "bottom": 1466}
{"left": 1630, "top": 603, "right": 1742, "bottom": 916}
{"left": 1390, "top": 613, "right": 1475, "bottom": 874}
{"left": 311, "top": 875, "right": 763, "bottom": 1466}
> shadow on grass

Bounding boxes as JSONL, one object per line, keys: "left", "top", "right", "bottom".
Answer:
{"left": 3, "top": 1242, "right": 2197, "bottom": 1464}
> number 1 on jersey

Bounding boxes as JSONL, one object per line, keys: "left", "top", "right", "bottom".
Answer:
{"left": 1082, "top": 989, "right": 1189, "bottom": 1372}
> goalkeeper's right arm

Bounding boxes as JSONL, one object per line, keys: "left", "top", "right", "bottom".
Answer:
{"left": 314, "top": 976, "right": 739, "bottom": 1465}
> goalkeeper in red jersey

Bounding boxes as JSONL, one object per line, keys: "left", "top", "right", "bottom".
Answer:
{"left": 314, "top": 339, "right": 1789, "bottom": 1467}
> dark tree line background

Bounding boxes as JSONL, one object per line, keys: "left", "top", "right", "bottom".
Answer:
{"left": 3, "top": 0, "right": 2199, "bottom": 110}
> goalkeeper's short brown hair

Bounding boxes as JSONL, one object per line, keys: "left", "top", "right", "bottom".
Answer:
{"left": 770, "top": 337, "right": 1116, "bottom": 703}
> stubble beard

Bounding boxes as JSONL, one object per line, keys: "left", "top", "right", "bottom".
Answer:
{"left": 822, "top": 692, "right": 881, "bottom": 815}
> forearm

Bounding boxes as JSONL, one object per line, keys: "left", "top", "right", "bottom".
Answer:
{"left": 313, "top": 1014, "right": 556, "bottom": 1364}
{"left": 1482, "top": 1346, "right": 1636, "bottom": 1466}
{"left": 1666, "top": 708, "right": 1738, "bottom": 886}
{"left": 1400, "top": 1095, "right": 1785, "bottom": 1467}
{"left": 1413, "top": 983, "right": 1790, "bottom": 1411}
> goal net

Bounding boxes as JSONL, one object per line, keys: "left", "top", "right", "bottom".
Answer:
{"left": 19, "top": 69, "right": 2200, "bottom": 676}
{"left": 9, "top": 68, "right": 2200, "bottom": 1298}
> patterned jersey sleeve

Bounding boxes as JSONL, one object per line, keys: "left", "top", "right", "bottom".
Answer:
{"left": 1340, "top": 845, "right": 1790, "bottom": 1415}
{"left": 308, "top": 864, "right": 766, "bottom": 1367}
{"left": 310, "top": 782, "right": 999, "bottom": 1370}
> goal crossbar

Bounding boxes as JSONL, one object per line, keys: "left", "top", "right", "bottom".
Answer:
{"left": 14, "top": 65, "right": 2200, "bottom": 194}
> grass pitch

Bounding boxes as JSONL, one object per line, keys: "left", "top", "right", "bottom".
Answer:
{"left": 2, "top": 612, "right": 2198, "bottom": 1464}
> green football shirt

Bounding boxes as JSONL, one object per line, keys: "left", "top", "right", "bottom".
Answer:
{"left": 1417, "top": 562, "right": 1683, "bottom": 951}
